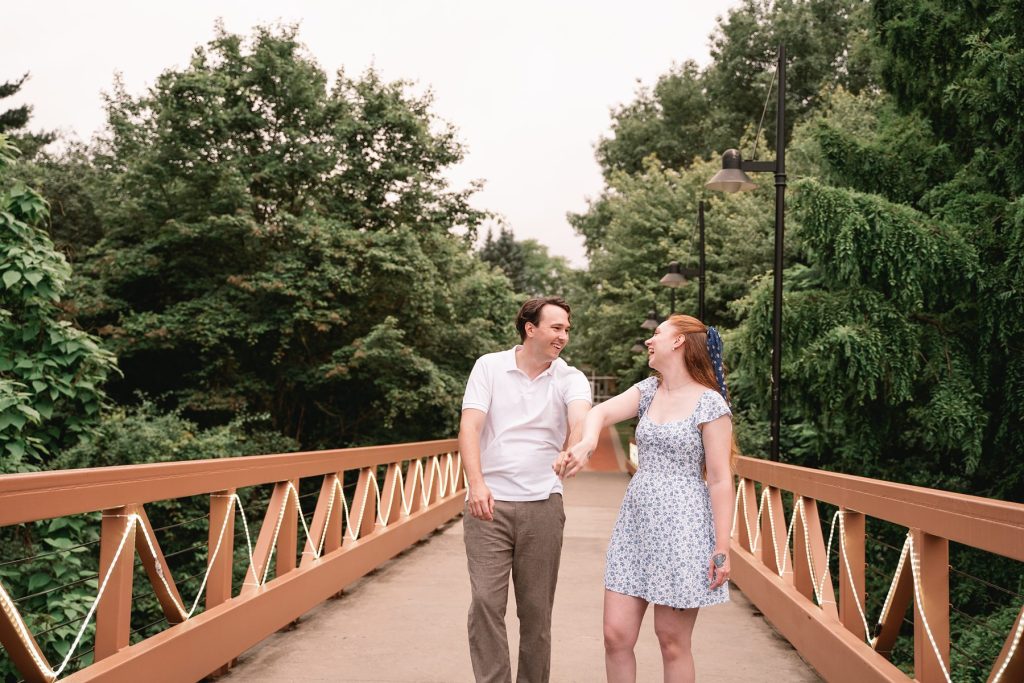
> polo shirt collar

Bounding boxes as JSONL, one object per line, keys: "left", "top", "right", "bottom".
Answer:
{"left": 506, "top": 345, "right": 560, "bottom": 378}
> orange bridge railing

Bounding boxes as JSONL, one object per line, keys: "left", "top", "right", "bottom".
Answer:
{"left": 730, "top": 456, "right": 1024, "bottom": 683}
{"left": 0, "top": 440, "right": 465, "bottom": 682}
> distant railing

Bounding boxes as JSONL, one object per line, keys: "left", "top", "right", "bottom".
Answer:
{"left": 0, "top": 440, "right": 465, "bottom": 682}
{"left": 730, "top": 456, "right": 1024, "bottom": 683}
{"left": 588, "top": 374, "right": 617, "bottom": 404}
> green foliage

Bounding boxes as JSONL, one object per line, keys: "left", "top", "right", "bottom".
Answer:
{"left": 728, "top": 177, "right": 1023, "bottom": 502}
{"left": 569, "top": 157, "right": 779, "bottom": 383}
{"left": 596, "top": 0, "right": 878, "bottom": 181}
{"left": 0, "top": 136, "right": 118, "bottom": 471}
{"left": 67, "top": 25, "right": 517, "bottom": 448}
{"left": 478, "top": 226, "right": 577, "bottom": 299}
{"left": 0, "top": 73, "right": 55, "bottom": 158}
{"left": 0, "top": 74, "right": 30, "bottom": 134}
{"left": 0, "top": 404, "right": 296, "bottom": 680}
{"left": 796, "top": 89, "right": 955, "bottom": 206}
{"left": 874, "top": 0, "right": 1024, "bottom": 195}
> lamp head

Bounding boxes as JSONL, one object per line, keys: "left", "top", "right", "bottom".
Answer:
{"left": 640, "top": 310, "right": 659, "bottom": 331}
{"left": 659, "top": 261, "right": 687, "bottom": 288}
{"left": 706, "top": 148, "right": 757, "bottom": 193}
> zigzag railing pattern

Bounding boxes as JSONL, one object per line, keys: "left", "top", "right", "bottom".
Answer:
{"left": 0, "top": 439, "right": 465, "bottom": 682}
{"left": 730, "top": 456, "right": 1024, "bottom": 683}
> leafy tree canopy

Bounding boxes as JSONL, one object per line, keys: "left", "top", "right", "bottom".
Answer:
{"left": 0, "top": 135, "right": 117, "bottom": 471}
{"left": 70, "top": 25, "right": 518, "bottom": 448}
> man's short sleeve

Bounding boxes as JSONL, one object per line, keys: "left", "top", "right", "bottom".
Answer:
{"left": 462, "top": 357, "right": 492, "bottom": 413}
{"left": 563, "top": 368, "right": 593, "bottom": 406}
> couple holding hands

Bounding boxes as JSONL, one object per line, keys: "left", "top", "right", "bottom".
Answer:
{"left": 459, "top": 297, "right": 735, "bottom": 683}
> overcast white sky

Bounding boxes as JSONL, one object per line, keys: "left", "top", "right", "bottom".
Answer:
{"left": 5, "top": 1, "right": 741, "bottom": 267}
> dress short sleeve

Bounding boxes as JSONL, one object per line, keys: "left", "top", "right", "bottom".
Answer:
{"left": 695, "top": 390, "right": 732, "bottom": 426}
{"left": 632, "top": 377, "right": 659, "bottom": 418}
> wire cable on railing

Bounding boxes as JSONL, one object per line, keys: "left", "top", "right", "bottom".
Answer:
{"left": 150, "top": 512, "right": 210, "bottom": 534}
{"left": 0, "top": 538, "right": 101, "bottom": 569}
{"left": 13, "top": 573, "right": 98, "bottom": 605}
{"left": 0, "top": 452, "right": 464, "bottom": 681}
{"left": 951, "top": 604, "right": 1010, "bottom": 639}
{"left": 949, "top": 566, "right": 1024, "bottom": 602}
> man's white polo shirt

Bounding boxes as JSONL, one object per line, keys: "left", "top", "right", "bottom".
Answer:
{"left": 462, "top": 346, "right": 592, "bottom": 501}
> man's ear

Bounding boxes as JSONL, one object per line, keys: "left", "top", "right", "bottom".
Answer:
{"left": 525, "top": 322, "right": 536, "bottom": 338}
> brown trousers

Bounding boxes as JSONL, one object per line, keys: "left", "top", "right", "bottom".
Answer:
{"left": 463, "top": 494, "right": 565, "bottom": 683}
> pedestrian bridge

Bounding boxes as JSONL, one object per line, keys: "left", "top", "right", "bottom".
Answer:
{"left": 1, "top": 431, "right": 1021, "bottom": 682}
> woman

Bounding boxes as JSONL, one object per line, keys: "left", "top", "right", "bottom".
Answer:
{"left": 554, "top": 315, "right": 734, "bottom": 683}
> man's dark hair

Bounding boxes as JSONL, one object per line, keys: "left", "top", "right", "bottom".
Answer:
{"left": 515, "top": 297, "right": 572, "bottom": 342}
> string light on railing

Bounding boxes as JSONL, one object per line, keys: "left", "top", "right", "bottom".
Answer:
{"left": 870, "top": 533, "right": 910, "bottom": 648}
{"left": 907, "top": 535, "right": 953, "bottom": 683}
{"left": 991, "top": 603, "right": 1024, "bottom": 683}
{"left": 837, "top": 512, "right": 872, "bottom": 641}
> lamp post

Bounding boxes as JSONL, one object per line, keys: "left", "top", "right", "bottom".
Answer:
{"left": 641, "top": 309, "right": 661, "bottom": 331}
{"left": 706, "top": 44, "right": 786, "bottom": 462}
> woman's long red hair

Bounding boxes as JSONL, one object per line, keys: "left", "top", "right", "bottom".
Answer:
{"left": 659, "top": 314, "right": 738, "bottom": 471}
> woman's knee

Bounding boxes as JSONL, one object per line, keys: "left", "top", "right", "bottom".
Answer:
{"left": 603, "top": 622, "right": 639, "bottom": 653}
{"left": 654, "top": 624, "right": 691, "bottom": 660}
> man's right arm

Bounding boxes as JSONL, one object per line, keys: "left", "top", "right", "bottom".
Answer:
{"left": 459, "top": 408, "right": 494, "bottom": 521}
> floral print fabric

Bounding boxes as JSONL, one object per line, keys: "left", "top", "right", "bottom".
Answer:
{"left": 604, "top": 376, "right": 732, "bottom": 609}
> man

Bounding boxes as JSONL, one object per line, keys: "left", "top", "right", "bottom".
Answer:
{"left": 459, "top": 297, "right": 592, "bottom": 683}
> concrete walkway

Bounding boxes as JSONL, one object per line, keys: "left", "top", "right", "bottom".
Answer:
{"left": 228, "top": 472, "right": 820, "bottom": 682}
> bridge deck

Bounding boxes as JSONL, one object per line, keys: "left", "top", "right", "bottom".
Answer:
{"left": 228, "top": 470, "right": 821, "bottom": 682}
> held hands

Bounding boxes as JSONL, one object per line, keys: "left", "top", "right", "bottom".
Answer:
{"left": 708, "top": 550, "right": 731, "bottom": 590}
{"left": 552, "top": 441, "right": 594, "bottom": 479}
{"left": 467, "top": 481, "right": 495, "bottom": 521}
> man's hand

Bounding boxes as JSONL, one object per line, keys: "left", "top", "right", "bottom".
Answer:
{"left": 553, "top": 440, "right": 594, "bottom": 479}
{"left": 467, "top": 481, "right": 495, "bottom": 521}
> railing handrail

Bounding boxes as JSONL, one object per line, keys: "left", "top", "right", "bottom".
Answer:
{"left": 0, "top": 438, "right": 459, "bottom": 527}
{"left": 0, "top": 438, "right": 467, "bottom": 682}
{"left": 735, "top": 456, "right": 1024, "bottom": 562}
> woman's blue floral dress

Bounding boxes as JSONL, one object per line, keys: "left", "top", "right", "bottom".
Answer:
{"left": 604, "top": 377, "right": 732, "bottom": 608}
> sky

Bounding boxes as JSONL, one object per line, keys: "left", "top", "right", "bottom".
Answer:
{"left": 5, "top": 0, "right": 741, "bottom": 267}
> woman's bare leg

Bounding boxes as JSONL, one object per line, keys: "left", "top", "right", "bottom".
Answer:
{"left": 604, "top": 590, "right": 649, "bottom": 683}
{"left": 653, "top": 605, "right": 700, "bottom": 683}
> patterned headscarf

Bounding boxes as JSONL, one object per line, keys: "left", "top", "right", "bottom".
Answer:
{"left": 706, "top": 326, "right": 730, "bottom": 406}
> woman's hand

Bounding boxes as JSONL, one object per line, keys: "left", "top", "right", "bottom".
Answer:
{"left": 708, "top": 549, "right": 731, "bottom": 590}
{"left": 552, "top": 440, "right": 594, "bottom": 479}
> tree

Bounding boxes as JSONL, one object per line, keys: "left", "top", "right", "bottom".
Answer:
{"left": 595, "top": 0, "right": 878, "bottom": 183}
{"left": 0, "top": 135, "right": 118, "bottom": 471}
{"left": 478, "top": 226, "right": 526, "bottom": 291}
{"left": 71, "top": 25, "right": 517, "bottom": 448}
{"left": 569, "top": 157, "right": 779, "bottom": 381}
{"left": 478, "top": 226, "right": 576, "bottom": 299}
{"left": 0, "top": 73, "right": 54, "bottom": 158}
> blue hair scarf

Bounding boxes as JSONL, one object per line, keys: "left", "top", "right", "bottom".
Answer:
{"left": 706, "top": 326, "right": 730, "bottom": 406}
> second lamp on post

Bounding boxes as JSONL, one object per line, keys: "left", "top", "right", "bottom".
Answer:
{"left": 706, "top": 44, "right": 787, "bottom": 463}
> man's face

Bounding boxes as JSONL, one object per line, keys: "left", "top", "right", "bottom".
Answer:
{"left": 525, "top": 304, "right": 571, "bottom": 360}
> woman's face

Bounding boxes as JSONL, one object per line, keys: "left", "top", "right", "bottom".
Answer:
{"left": 645, "top": 321, "right": 682, "bottom": 369}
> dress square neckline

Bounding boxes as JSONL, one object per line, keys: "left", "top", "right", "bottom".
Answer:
{"left": 642, "top": 386, "right": 714, "bottom": 427}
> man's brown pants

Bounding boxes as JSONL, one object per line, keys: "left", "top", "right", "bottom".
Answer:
{"left": 463, "top": 494, "right": 565, "bottom": 683}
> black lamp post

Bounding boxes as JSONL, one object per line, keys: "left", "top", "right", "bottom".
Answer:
{"left": 706, "top": 44, "right": 786, "bottom": 462}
